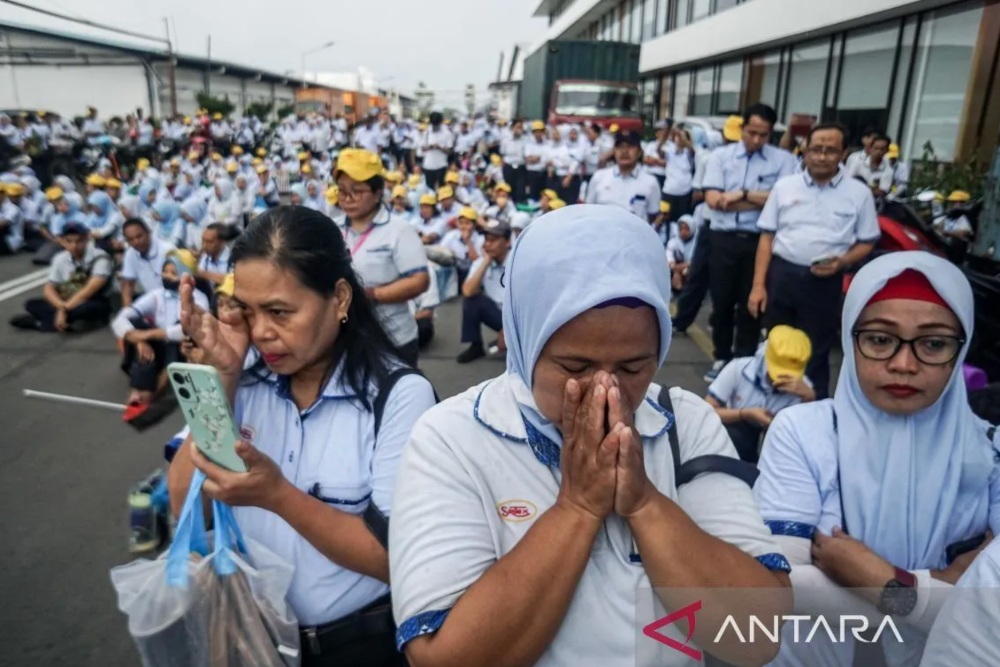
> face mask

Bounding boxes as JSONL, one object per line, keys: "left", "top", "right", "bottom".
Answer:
{"left": 162, "top": 278, "right": 180, "bottom": 292}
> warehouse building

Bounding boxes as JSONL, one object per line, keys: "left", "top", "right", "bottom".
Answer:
{"left": 531, "top": 0, "right": 999, "bottom": 162}
{"left": 0, "top": 20, "right": 325, "bottom": 119}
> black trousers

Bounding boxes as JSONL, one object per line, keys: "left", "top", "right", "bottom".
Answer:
{"left": 25, "top": 296, "right": 111, "bottom": 332}
{"left": 121, "top": 339, "right": 183, "bottom": 391}
{"left": 503, "top": 164, "right": 527, "bottom": 204}
{"left": 672, "top": 225, "right": 712, "bottom": 332}
{"left": 549, "top": 174, "right": 581, "bottom": 204}
{"left": 461, "top": 293, "right": 503, "bottom": 345}
{"left": 708, "top": 230, "right": 761, "bottom": 362}
{"left": 395, "top": 338, "right": 419, "bottom": 368}
{"left": 526, "top": 170, "right": 547, "bottom": 201}
{"left": 726, "top": 422, "right": 765, "bottom": 465}
{"left": 301, "top": 628, "right": 404, "bottom": 667}
{"left": 662, "top": 192, "right": 693, "bottom": 222}
{"left": 764, "top": 255, "right": 842, "bottom": 399}
{"left": 416, "top": 317, "right": 434, "bottom": 349}
{"left": 423, "top": 168, "right": 446, "bottom": 190}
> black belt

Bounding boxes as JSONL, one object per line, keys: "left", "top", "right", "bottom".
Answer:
{"left": 299, "top": 594, "right": 395, "bottom": 657}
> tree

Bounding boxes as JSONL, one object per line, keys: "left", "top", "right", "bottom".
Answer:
{"left": 196, "top": 92, "right": 236, "bottom": 117}
{"left": 276, "top": 103, "right": 295, "bottom": 119}
{"left": 246, "top": 101, "right": 274, "bottom": 121}
{"left": 910, "top": 141, "right": 988, "bottom": 199}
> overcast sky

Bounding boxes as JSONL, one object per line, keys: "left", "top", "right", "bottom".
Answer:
{"left": 0, "top": 0, "right": 546, "bottom": 107}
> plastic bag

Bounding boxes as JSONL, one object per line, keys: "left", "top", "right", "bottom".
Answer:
{"left": 110, "top": 470, "right": 301, "bottom": 667}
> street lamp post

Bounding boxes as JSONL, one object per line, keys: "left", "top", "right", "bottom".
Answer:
{"left": 300, "top": 41, "right": 336, "bottom": 86}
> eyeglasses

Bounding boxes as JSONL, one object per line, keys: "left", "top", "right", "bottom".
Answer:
{"left": 806, "top": 146, "right": 843, "bottom": 158}
{"left": 338, "top": 188, "right": 373, "bottom": 202}
{"left": 852, "top": 330, "right": 965, "bottom": 366}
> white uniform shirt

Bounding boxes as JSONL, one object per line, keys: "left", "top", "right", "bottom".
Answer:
{"left": 523, "top": 139, "right": 550, "bottom": 173}
{"left": 421, "top": 127, "right": 454, "bottom": 171}
{"left": 707, "top": 355, "right": 809, "bottom": 415}
{"left": 499, "top": 135, "right": 524, "bottom": 168}
{"left": 390, "top": 378, "right": 789, "bottom": 665}
{"left": 665, "top": 235, "right": 697, "bottom": 266}
{"left": 0, "top": 198, "right": 24, "bottom": 252}
{"left": 353, "top": 125, "right": 381, "bottom": 153}
{"left": 662, "top": 146, "right": 695, "bottom": 196}
{"left": 585, "top": 165, "right": 661, "bottom": 221}
{"left": 440, "top": 229, "right": 483, "bottom": 261}
{"left": 757, "top": 169, "right": 881, "bottom": 267}
{"left": 198, "top": 246, "right": 231, "bottom": 275}
{"left": 642, "top": 140, "right": 667, "bottom": 177}
{"left": 233, "top": 362, "right": 436, "bottom": 625}
{"left": 112, "top": 287, "right": 209, "bottom": 341}
{"left": 121, "top": 238, "right": 176, "bottom": 294}
{"left": 48, "top": 244, "right": 113, "bottom": 284}
{"left": 338, "top": 207, "right": 428, "bottom": 346}
{"left": 548, "top": 144, "right": 579, "bottom": 176}
{"left": 849, "top": 156, "right": 894, "bottom": 192}
{"left": 464, "top": 251, "right": 510, "bottom": 308}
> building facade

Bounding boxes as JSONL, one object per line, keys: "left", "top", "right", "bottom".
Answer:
{"left": 531, "top": 0, "right": 1000, "bottom": 161}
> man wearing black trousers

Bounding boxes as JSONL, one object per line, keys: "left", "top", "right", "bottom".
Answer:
{"left": 749, "top": 122, "right": 880, "bottom": 398}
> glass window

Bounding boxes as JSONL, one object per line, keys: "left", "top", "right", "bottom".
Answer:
{"left": 715, "top": 0, "right": 739, "bottom": 12}
{"left": 717, "top": 60, "right": 744, "bottom": 114}
{"left": 642, "top": 0, "right": 656, "bottom": 41}
{"left": 692, "top": 65, "right": 714, "bottom": 115}
{"left": 887, "top": 18, "right": 916, "bottom": 142}
{"left": 610, "top": 5, "right": 619, "bottom": 40}
{"left": 624, "top": 0, "right": 634, "bottom": 43}
{"left": 674, "top": 0, "right": 691, "bottom": 29}
{"left": 826, "top": 37, "right": 843, "bottom": 109}
{"left": 784, "top": 39, "right": 829, "bottom": 120}
{"left": 631, "top": 0, "right": 644, "bottom": 43}
{"left": 691, "top": 0, "right": 711, "bottom": 22}
{"left": 834, "top": 21, "right": 900, "bottom": 139}
{"left": 656, "top": 0, "right": 670, "bottom": 36}
{"left": 641, "top": 78, "right": 658, "bottom": 126}
{"left": 659, "top": 73, "right": 673, "bottom": 120}
{"left": 747, "top": 50, "right": 782, "bottom": 109}
{"left": 674, "top": 70, "right": 692, "bottom": 119}
{"left": 901, "top": 2, "right": 984, "bottom": 161}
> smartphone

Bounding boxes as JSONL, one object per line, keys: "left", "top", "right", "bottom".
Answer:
{"left": 167, "top": 362, "right": 248, "bottom": 472}
{"left": 945, "top": 534, "right": 986, "bottom": 565}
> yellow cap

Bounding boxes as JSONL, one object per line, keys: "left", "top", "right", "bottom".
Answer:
{"left": 325, "top": 186, "right": 339, "bottom": 205}
{"left": 437, "top": 185, "right": 455, "bottom": 200}
{"left": 445, "top": 172, "right": 460, "bottom": 185}
{"left": 166, "top": 248, "right": 199, "bottom": 274}
{"left": 183, "top": 116, "right": 192, "bottom": 125}
{"left": 231, "top": 145, "right": 244, "bottom": 156}
{"left": 418, "top": 123, "right": 427, "bottom": 131}
{"left": 659, "top": 200, "right": 671, "bottom": 214}
{"left": 136, "top": 157, "right": 150, "bottom": 171}
{"left": 188, "top": 150, "right": 200, "bottom": 161}
{"left": 37, "top": 110, "right": 47, "bottom": 117}
{"left": 226, "top": 162, "right": 239, "bottom": 173}
{"left": 216, "top": 273, "right": 235, "bottom": 297}
{"left": 609, "top": 123, "right": 620, "bottom": 133}
{"left": 210, "top": 152, "right": 222, "bottom": 161}
{"left": 106, "top": 178, "right": 122, "bottom": 189}
{"left": 549, "top": 199, "right": 566, "bottom": 210}
{"left": 45, "top": 186, "right": 64, "bottom": 201}
{"left": 531, "top": 120, "right": 545, "bottom": 132}
{"left": 490, "top": 154, "right": 502, "bottom": 165}
{"left": 495, "top": 182, "right": 512, "bottom": 194}
{"left": 723, "top": 115, "right": 743, "bottom": 142}
{"left": 255, "top": 147, "right": 267, "bottom": 157}
{"left": 419, "top": 193, "right": 438, "bottom": 207}
{"left": 297, "top": 151, "right": 311, "bottom": 161}
{"left": 408, "top": 174, "right": 422, "bottom": 187}
{"left": 887, "top": 143, "right": 900, "bottom": 159}
{"left": 384, "top": 170, "right": 404, "bottom": 184}
{"left": 391, "top": 185, "right": 408, "bottom": 199}
{"left": 252, "top": 157, "right": 264, "bottom": 166}
{"left": 541, "top": 188, "right": 557, "bottom": 200}
{"left": 947, "top": 190, "right": 971, "bottom": 203}
{"left": 765, "top": 325, "right": 812, "bottom": 382}
{"left": 212, "top": 112, "right": 223, "bottom": 120}
{"left": 459, "top": 206, "right": 478, "bottom": 221}
{"left": 256, "top": 165, "right": 269, "bottom": 174}
{"left": 86, "top": 173, "right": 106, "bottom": 187}
{"left": 335, "top": 148, "right": 384, "bottom": 182}
{"left": 301, "top": 164, "right": 312, "bottom": 175}
{"left": 4, "top": 182, "right": 25, "bottom": 196}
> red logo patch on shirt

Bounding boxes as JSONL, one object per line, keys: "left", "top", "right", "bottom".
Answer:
{"left": 497, "top": 500, "right": 537, "bottom": 523}
{"left": 239, "top": 425, "right": 255, "bottom": 442}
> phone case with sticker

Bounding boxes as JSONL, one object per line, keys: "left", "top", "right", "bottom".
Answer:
{"left": 167, "top": 362, "right": 248, "bottom": 472}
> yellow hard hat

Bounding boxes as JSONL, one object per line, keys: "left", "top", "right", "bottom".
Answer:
{"left": 531, "top": 120, "right": 545, "bottom": 132}
{"left": 391, "top": 185, "right": 408, "bottom": 199}
{"left": 947, "top": 190, "right": 971, "bottom": 203}
{"left": 408, "top": 174, "right": 422, "bottom": 187}
{"left": 231, "top": 145, "right": 244, "bottom": 156}
{"left": 136, "top": 157, "right": 151, "bottom": 171}
{"left": 459, "top": 206, "right": 478, "bottom": 221}
{"left": 255, "top": 147, "right": 267, "bottom": 157}
{"left": 445, "top": 172, "right": 460, "bottom": 185}
{"left": 419, "top": 193, "right": 438, "bottom": 207}
{"left": 45, "top": 186, "right": 64, "bottom": 202}
{"left": 384, "top": 170, "right": 404, "bottom": 184}
{"left": 85, "top": 173, "right": 106, "bottom": 187}
{"left": 437, "top": 185, "right": 455, "bottom": 200}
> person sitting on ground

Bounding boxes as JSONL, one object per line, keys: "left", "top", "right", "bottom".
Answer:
{"left": 9, "top": 221, "right": 113, "bottom": 332}
{"left": 705, "top": 325, "right": 815, "bottom": 463}
{"left": 112, "top": 249, "right": 209, "bottom": 407}
{"left": 440, "top": 206, "right": 483, "bottom": 285}
{"left": 415, "top": 193, "right": 446, "bottom": 244}
{"left": 485, "top": 183, "right": 517, "bottom": 222}
{"left": 195, "top": 223, "right": 231, "bottom": 290}
{"left": 666, "top": 214, "right": 698, "bottom": 293}
{"left": 0, "top": 182, "right": 25, "bottom": 255}
{"left": 119, "top": 218, "right": 177, "bottom": 309}
{"left": 933, "top": 190, "right": 974, "bottom": 242}
{"left": 84, "top": 189, "right": 124, "bottom": 254}
{"left": 456, "top": 218, "right": 512, "bottom": 364}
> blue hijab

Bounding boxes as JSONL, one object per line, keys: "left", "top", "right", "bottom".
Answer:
{"left": 50, "top": 196, "right": 86, "bottom": 236}
{"left": 502, "top": 204, "right": 673, "bottom": 443}
{"left": 179, "top": 196, "right": 206, "bottom": 225}
{"left": 836, "top": 251, "right": 995, "bottom": 570}
{"left": 152, "top": 200, "right": 182, "bottom": 240}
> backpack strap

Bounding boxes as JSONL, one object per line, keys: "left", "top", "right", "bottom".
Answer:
{"left": 366, "top": 366, "right": 436, "bottom": 549}
{"left": 657, "top": 385, "right": 760, "bottom": 488}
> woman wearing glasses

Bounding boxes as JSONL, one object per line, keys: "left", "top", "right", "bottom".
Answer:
{"left": 334, "top": 149, "right": 429, "bottom": 366}
{"left": 754, "top": 251, "right": 1000, "bottom": 666}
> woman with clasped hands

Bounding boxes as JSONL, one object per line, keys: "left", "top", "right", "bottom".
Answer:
{"left": 388, "top": 204, "right": 792, "bottom": 667}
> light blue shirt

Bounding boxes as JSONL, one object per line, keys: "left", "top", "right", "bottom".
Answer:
{"left": 707, "top": 354, "right": 808, "bottom": 415}
{"left": 702, "top": 142, "right": 797, "bottom": 232}
{"left": 757, "top": 168, "right": 881, "bottom": 267}
{"left": 232, "top": 362, "right": 437, "bottom": 626}
{"left": 584, "top": 166, "right": 661, "bottom": 221}
{"left": 466, "top": 251, "right": 510, "bottom": 308}
{"left": 0, "top": 199, "right": 24, "bottom": 252}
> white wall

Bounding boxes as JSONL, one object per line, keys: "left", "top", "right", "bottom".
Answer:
{"left": 638, "top": 0, "right": 954, "bottom": 73}
{"left": 529, "top": 0, "right": 616, "bottom": 52}
{"left": 0, "top": 63, "right": 149, "bottom": 117}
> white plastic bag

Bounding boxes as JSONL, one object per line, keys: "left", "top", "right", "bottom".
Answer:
{"left": 110, "top": 470, "right": 300, "bottom": 666}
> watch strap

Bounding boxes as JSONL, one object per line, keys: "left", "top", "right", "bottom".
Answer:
{"left": 893, "top": 567, "right": 916, "bottom": 588}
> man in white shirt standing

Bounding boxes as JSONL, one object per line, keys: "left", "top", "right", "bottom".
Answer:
{"left": 420, "top": 112, "right": 453, "bottom": 190}
{"left": 642, "top": 119, "right": 671, "bottom": 191}
{"left": 584, "top": 131, "right": 661, "bottom": 223}
{"left": 500, "top": 120, "right": 527, "bottom": 203}
{"left": 523, "top": 120, "right": 550, "bottom": 203}
{"left": 749, "top": 122, "right": 880, "bottom": 398}
{"left": 848, "top": 132, "right": 894, "bottom": 199}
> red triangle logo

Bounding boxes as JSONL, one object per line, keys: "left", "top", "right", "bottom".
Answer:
{"left": 642, "top": 599, "right": 703, "bottom": 661}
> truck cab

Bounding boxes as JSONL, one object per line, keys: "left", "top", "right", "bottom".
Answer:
{"left": 547, "top": 79, "right": 642, "bottom": 132}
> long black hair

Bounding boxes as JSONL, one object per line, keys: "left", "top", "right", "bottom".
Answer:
{"left": 231, "top": 205, "right": 401, "bottom": 410}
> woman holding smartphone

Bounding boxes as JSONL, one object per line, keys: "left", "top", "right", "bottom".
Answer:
{"left": 754, "top": 252, "right": 1000, "bottom": 666}
{"left": 167, "top": 206, "right": 437, "bottom": 667}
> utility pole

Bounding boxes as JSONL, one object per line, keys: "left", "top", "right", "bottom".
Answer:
{"left": 205, "top": 34, "right": 212, "bottom": 95}
{"left": 164, "top": 18, "right": 177, "bottom": 116}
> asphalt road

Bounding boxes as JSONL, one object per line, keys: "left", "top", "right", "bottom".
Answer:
{"left": 0, "top": 251, "right": 721, "bottom": 667}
